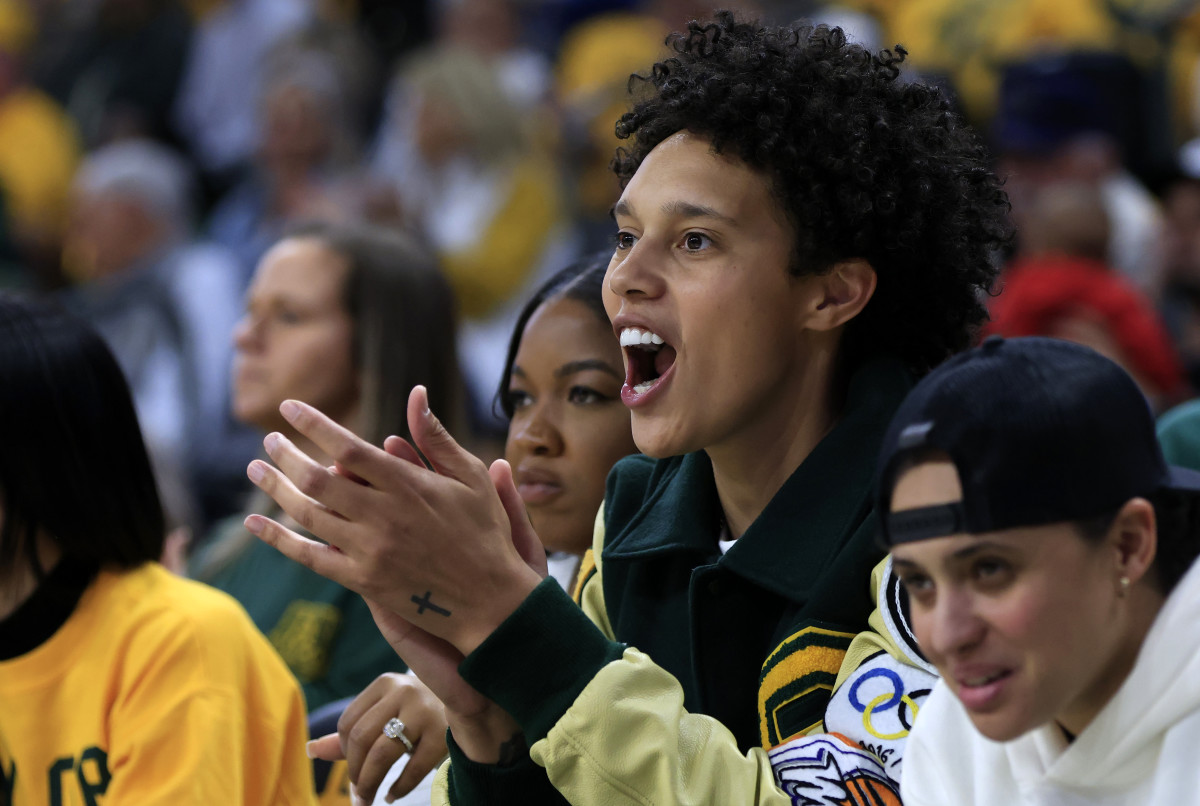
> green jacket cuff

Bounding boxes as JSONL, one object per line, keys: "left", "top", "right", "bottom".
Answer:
{"left": 445, "top": 731, "right": 563, "bottom": 805}
{"left": 458, "top": 577, "right": 624, "bottom": 742}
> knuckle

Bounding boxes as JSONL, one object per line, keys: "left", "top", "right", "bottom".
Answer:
{"left": 294, "top": 505, "right": 316, "bottom": 533}
{"left": 334, "top": 439, "right": 363, "bottom": 468}
{"left": 297, "top": 465, "right": 328, "bottom": 498}
{"left": 347, "top": 720, "right": 374, "bottom": 751}
{"left": 252, "top": 519, "right": 276, "bottom": 545}
{"left": 289, "top": 405, "right": 312, "bottom": 431}
{"left": 252, "top": 463, "right": 276, "bottom": 490}
{"left": 363, "top": 540, "right": 389, "bottom": 565}
{"left": 293, "top": 540, "right": 316, "bottom": 568}
{"left": 365, "top": 673, "right": 393, "bottom": 697}
{"left": 350, "top": 569, "right": 375, "bottom": 596}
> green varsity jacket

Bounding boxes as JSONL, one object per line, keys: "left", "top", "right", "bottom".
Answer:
{"left": 436, "top": 356, "right": 914, "bottom": 805}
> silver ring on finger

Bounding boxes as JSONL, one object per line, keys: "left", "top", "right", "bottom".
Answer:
{"left": 382, "top": 717, "right": 415, "bottom": 754}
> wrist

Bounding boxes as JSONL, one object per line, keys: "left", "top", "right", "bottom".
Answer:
{"left": 451, "top": 564, "right": 543, "bottom": 656}
{"left": 447, "top": 704, "right": 524, "bottom": 765}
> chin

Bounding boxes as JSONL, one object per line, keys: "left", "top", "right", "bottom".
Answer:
{"left": 631, "top": 421, "right": 697, "bottom": 460}
{"left": 967, "top": 711, "right": 1040, "bottom": 744}
{"left": 230, "top": 403, "right": 254, "bottom": 428}
{"left": 531, "top": 518, "right": 592, "bottom": 556}
{"left": 636, "top": 443, "right": 678, "bottom": 460}
{"left": 232, "top": 402, "right": 275, "bottom": 433}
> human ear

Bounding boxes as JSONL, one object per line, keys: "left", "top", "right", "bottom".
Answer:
{"left": 806, "top": 259, "right": 877, "bottom": 331}
{"left": 1109, "top": 497, "right": 1157, "bottom": 589}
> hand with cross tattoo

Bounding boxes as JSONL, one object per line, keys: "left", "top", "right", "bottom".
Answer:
{"left": 243, "top": 386, "right": 547, "bottom": 658}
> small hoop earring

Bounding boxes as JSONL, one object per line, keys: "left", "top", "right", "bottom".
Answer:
{"left": 1118, "top": 576, "right": 1131, "bottom": 597}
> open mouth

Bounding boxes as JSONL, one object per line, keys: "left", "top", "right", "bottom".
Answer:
{"left": 954, "top": 668, "right": 1013, "bottom": 711}
{"left": 960, "top": 670, "right": 1009, "bottom": 688}
{"left": 619, "top": 327, "right": 677, "bottom": 400}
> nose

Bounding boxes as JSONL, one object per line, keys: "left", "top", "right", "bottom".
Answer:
{"left": 510, "top": 402, "right": 564, "bottom": 458}
{"left": 922, "top": 587, "right": 986, "bottom": 662}
{"left": 606, "top": 241, "right": 665, "bottom": 301}
{"left": 232, "top": 313, "right": 261, "bottom": 352}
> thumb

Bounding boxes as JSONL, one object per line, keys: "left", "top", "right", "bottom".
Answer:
{"left": 490, "top": 459, "right": 547, "bottom": 578}
{"left": 406, "top": 385, "right": 475, "bottom": 481}
{"left": 306, "top": 733, "right": 345, "bottom": 761}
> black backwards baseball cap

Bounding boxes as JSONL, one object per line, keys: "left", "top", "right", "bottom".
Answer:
{"left": 876, "top": 336, "right": 1200, "bottom": 546}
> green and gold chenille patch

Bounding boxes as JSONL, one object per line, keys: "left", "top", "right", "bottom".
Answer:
{"left": 759, "top": 624, "right": 856, "bottom": 747}
{"left": 269, "top": 601, "right": 342, "bottom": 682}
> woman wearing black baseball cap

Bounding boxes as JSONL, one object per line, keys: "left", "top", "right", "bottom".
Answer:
{"left": 878, "top": 336, "right": 1200, "bottom": 806}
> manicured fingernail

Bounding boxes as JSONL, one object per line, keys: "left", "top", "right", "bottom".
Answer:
{"left": 247, "top": 461, "right": 265, "bottom": 483}
{"left": 244, "top": 515, "right": 263, "bottom": 535}
{"left": 304, "top": 740, "right": 317, "bottom": 759}
{"left": 281, "top": 400, "right": 301, "bottom": 421}
{"left": 264, "top": 432, "right": 280, "bottom": 452}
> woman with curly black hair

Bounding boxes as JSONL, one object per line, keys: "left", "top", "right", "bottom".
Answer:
{"left": 610, "top": 15, "right": 1008, "bottom": 377}
{"left": 241, "top": 12, "right": 1011, "bottom": 806}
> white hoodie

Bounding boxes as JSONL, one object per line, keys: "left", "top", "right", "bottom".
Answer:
{"left": 901, "top": 557, "right": 1200, "bottom": 806}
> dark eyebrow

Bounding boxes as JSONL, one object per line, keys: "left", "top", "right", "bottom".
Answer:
{"left": 948, "top": 541, "right": 1006, "bottom": 561}
{"left": 893, "top": 540, "right": 1010, "bottom": 572}
{"left": 510, "top": 366, "right": 526, "bottom": 379}
{"left": 661, "top": 200, "right": 736, "bottom": 225}
{"left": 555, "top": 359, "right": 623, "bottom": 380}
{"left": 612, "top": 198, "right": 736, "bottom": 226}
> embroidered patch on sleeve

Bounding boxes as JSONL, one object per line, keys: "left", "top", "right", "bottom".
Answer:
{"left": 824, "top": 650, "right": 936, "bottom": 779}
{"left": 769, "top": 732, "right": 900, "bottom": 806}
{"left": 759, "top": 625, "right": 856, "bottom": 747}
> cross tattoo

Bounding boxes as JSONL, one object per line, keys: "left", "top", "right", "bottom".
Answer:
{"left": 411, "top": 590, "right": 452, "bottom": 617}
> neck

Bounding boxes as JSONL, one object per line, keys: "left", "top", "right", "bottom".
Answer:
{"left": 1057, "top": 583, "right": 1165, "bottom": 736}
{"left": 708, "top": 340, "right": 841, "bottom": 539}
{"left": 0, "top": 535, "right": 62, "bottom": 620}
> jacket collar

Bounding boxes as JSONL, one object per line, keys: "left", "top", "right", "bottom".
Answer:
{"left": 604, "top": 356, "right": 913, "bottom": 602}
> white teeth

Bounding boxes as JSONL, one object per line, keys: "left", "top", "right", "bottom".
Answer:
{"left": 633, "top": 380, "right": 655, "bottom": 394}
{"left": 963, "top": 672, "right": 1004, "bottom": 687}
{"left": 620, "top": 327, "right": 666, "bottom": 349}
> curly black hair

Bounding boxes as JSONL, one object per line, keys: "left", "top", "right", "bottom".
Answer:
{"left": 613, "top": 12, "right": 1011, "bottom": 374}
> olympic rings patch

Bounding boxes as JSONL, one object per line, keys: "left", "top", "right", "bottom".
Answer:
{"left": 845, "top": 666, "right": 930, "bottom": 742}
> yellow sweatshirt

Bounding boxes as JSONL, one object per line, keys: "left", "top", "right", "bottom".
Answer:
{"left": 0, "top": 562, "right": 316, "bottom": 805}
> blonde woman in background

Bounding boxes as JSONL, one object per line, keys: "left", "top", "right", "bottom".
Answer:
{"left": 371, "top": 45, "right": 575, "bottom": 434}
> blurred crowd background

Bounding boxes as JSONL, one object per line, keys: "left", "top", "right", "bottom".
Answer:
{"left": 6, "top": 0, "right": 1200, "bottom": 542}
